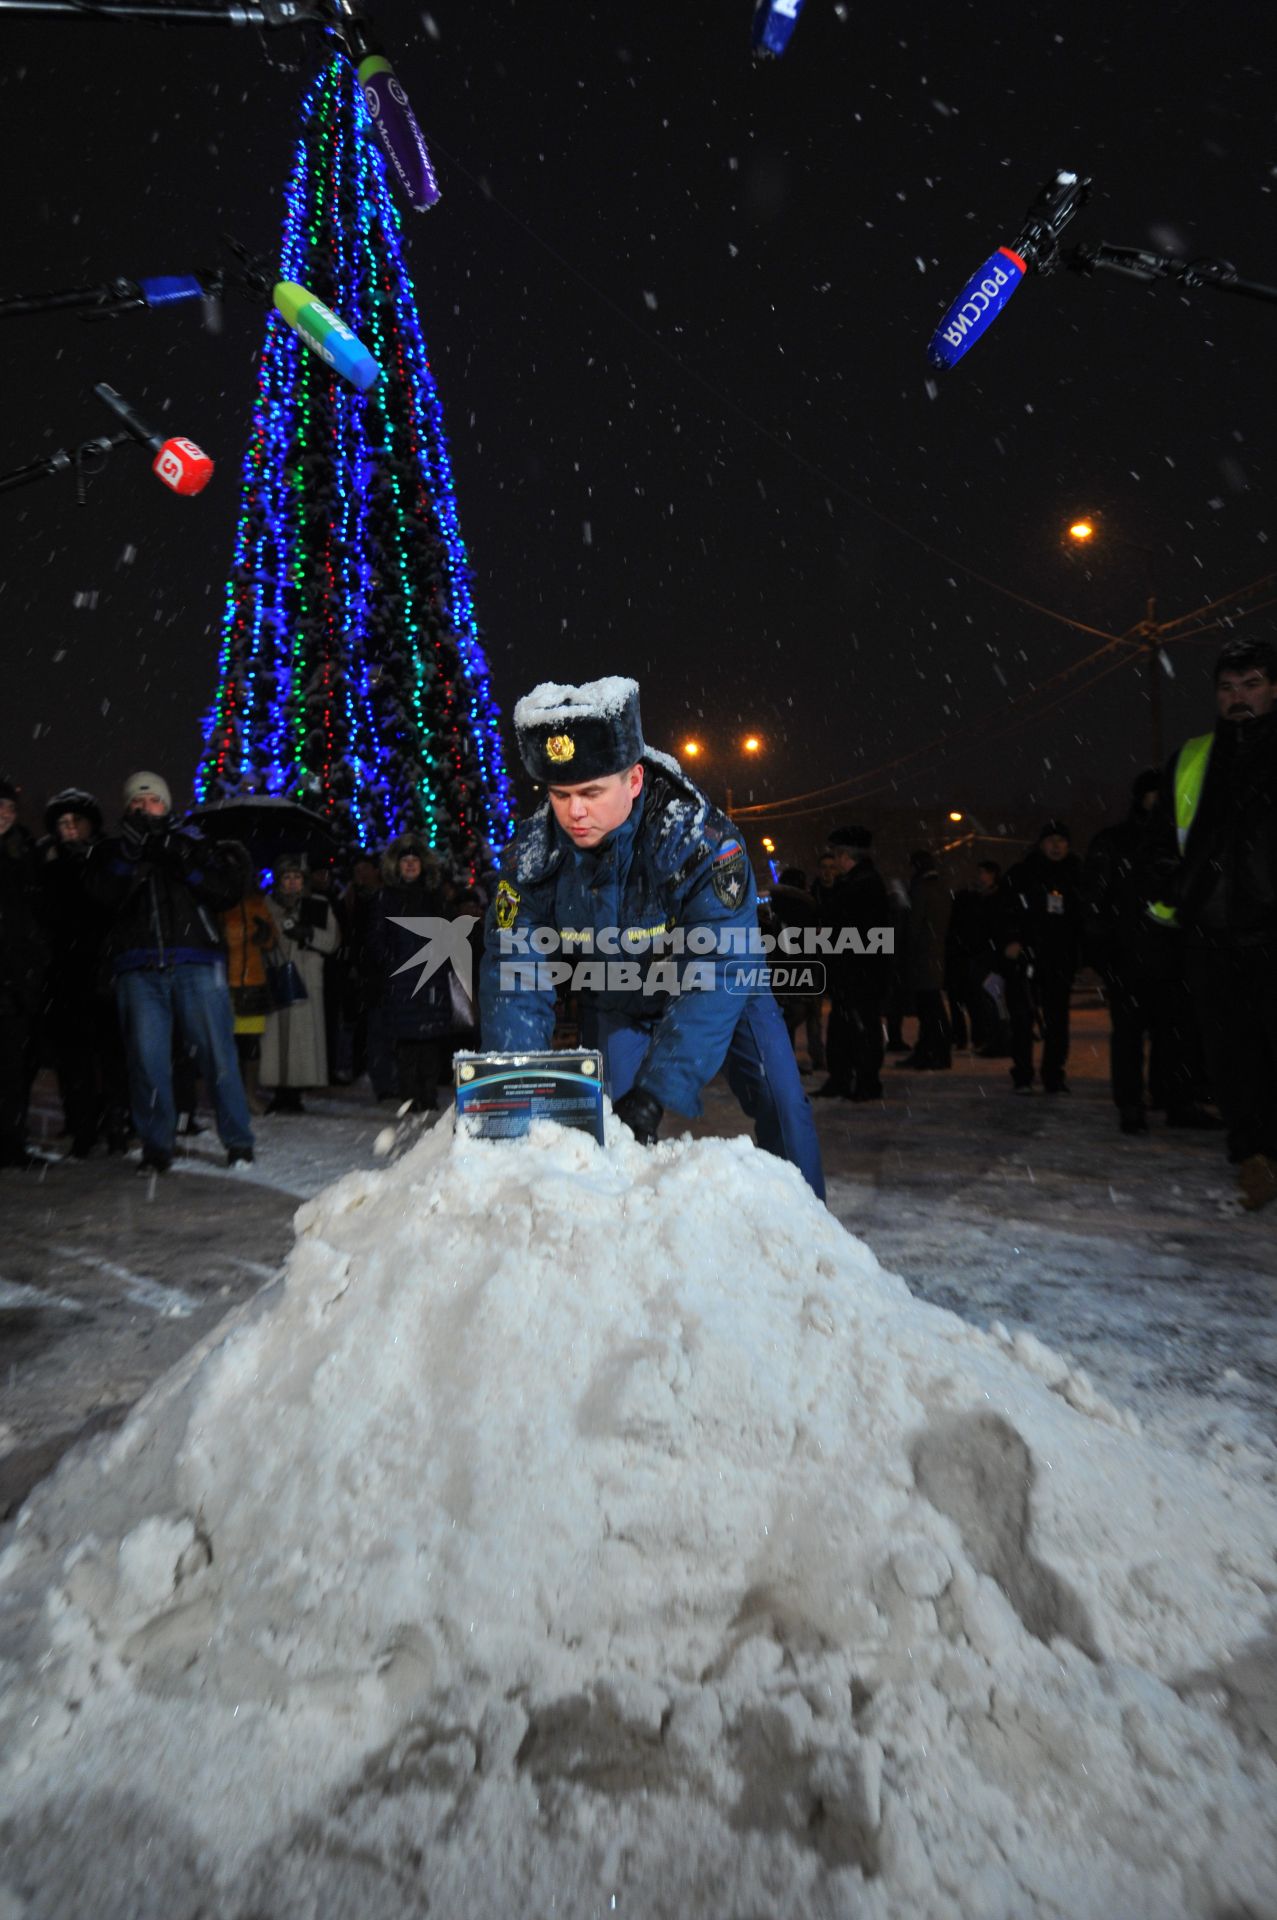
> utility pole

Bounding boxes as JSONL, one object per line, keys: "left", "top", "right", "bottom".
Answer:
{"left": 1137, "top": 594, "right": 1164, "bottom": 768}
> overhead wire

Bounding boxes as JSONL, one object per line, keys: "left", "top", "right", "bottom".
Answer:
{"left": 732, "top": 634, "right": 1130, "bottom": 815}
{"left": 739, "top": 648, "right": 1142, "bottom": 820}
{"left": 742, "top": 569, "right": 1277, "bottom": 817}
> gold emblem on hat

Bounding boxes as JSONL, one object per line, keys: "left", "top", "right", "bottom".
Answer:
{"left": 545, "top": 733, "right": 576, "bottom": 764}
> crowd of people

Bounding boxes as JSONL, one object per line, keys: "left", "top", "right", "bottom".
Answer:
{"left": 0, "top": 772, "right": 482, "bottom": 1175}
{"left": 765, "top": 635, "right": 1277, "bottom": 1212}
{"left": 1, "top": 636, "right": 1274, "bottom": 1211}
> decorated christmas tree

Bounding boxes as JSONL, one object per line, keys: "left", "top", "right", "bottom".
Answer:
{"left": 196, "top": 57, "right": 513, "bottom": 871}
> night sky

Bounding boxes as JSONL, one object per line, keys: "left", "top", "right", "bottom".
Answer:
{"left": 2, "top": 0, "right": 1273, "bottom": 863}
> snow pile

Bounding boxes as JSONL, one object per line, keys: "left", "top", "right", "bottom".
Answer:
{"left": 1, "top": 1118, "right": 1275, "bottom": 1918}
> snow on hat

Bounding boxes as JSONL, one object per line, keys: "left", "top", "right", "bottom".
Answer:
{"left": 122, "top": 770, "right": 172, "bottom": 813}
{"left": 828, "top": 824, "right": 873, "bottom": 851}
{"left": 1039, "top": 818, "right": 1070, "bottom": 842}
{"left": 513, "top": 677, "right": 645, "bottom": 785}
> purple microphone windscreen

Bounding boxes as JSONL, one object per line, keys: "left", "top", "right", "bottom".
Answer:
{"left": 357, "top": 53, "right": 440, "bottom": 212}
{"left": 927, "top": 245, "right": 1027, "bottom": 371}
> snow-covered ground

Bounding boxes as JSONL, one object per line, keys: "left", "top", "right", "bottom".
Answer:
{"left": 0, "top": 1017, "right": 1273, "bottom": 1916}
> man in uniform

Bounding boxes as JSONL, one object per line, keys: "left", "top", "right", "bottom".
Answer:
{"left": 1150, "top": 637, "right": 1277, "bottom": 1208}
{"left": 479, "top": 677, "right": 824, "bottom": 1198}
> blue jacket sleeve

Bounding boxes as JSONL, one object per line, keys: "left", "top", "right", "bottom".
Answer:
{"left": 633, "top": 841, "right": 759, "bottom": 1115}
{"left": 478, "top": 867, "right": 557, "bottom": 1053}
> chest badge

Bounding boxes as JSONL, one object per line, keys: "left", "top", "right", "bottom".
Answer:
{"left": 711, "top": 843, "right": 748, "bottom": 908}
{"left": 495, "top": 878, "right": 522, "bottom": 931}
{"left": 545, "top": 734, "right": 576, "bottom": 765}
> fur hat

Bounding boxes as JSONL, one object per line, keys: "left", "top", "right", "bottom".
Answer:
{"left": 45, "top": 787, "right": 103, "bottom": 836}
{"left": 122, "top": 770, "right": 172, "bottom": 813}
{"left": 1215, "top": 636, "right": 1277, "bottom": 683}
{"left": 828, "top": 824, "right": 873, "bottom": 853}
{"left": 514, "top": 677, "right": 645, "bottom": 785}
{"left": 1038, "top": 819, "right": 1070, "bottom": 843}
{"left": 382, "top": 833, "right": 441, "bottom": 886}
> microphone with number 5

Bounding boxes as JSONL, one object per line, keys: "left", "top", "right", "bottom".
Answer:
{"left": 93, "top": 383, "right": 215, "bottom": 496}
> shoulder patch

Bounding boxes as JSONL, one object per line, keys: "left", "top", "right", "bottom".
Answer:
{"left": 711, "top": 841, "right": 748, "bottom": 909}
{"left": 495, "top": 878, "right": 522, "bottom": 931}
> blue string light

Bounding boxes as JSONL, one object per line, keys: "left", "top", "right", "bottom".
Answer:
{"left": 196, "top": 59, "right": 513, "bottom": 867}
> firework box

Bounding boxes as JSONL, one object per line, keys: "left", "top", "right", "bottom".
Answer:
{"left": 453, "top": 1050, "right": 606, "bottom": 1145}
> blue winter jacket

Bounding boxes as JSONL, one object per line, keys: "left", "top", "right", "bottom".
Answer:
{"left": 479, "top": 759, "right": 757, "bottom": 1114}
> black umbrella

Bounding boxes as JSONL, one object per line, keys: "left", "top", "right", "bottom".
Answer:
{"left": 184, "top": 796, "right": 344, "bottom": 866}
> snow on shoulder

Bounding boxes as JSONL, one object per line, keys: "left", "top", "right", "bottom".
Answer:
{"left": 1, "top": 1117, "right": 1275, "bottom": 1918}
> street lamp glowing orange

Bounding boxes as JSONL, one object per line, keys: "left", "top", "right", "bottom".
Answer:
{"left": 948, "top": 810, "right": 964, "bottom": 823}
{"left": 682, "top": 739, "right": 702, "bottom": 759}
{"left": 1068, "top": 518, "right": 1095, "bottom": 543}
{"left": 761, "top": 836, "right": 775, "bottom": 853}
{"left": 742, "top": 734, "right": 762, "bottom": 755}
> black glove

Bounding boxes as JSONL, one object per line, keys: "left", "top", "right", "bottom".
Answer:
{"left": 119, "top": 815, "right": 153, "bottom": 861}
{"left": 614, "top": 1087, "right": 664, "bottom": 1146}
{"left": 159, "top": 828, "right": 197, "bottom": 873}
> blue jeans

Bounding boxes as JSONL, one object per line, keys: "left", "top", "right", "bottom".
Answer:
{"left": 585, "top": 994, "right": 826, "bottom": 1201}
{"left": 116, "top": 962, "right": 254, "bottom": 1159}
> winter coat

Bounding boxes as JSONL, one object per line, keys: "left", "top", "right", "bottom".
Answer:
{"left": 1000, "top": 848, "right": 1085, "bottom": 975}
{"left": 0, "top": 822, "right": 47, "bottom": 1014}
{"left": 86, "top": 817, "right": 245, "bottom": 974}
{"left": 40, "top": 832, "right": 114, "bottom": 1004}
{"left": 1152, "top": 713, "right": 1277, "bottom": 946}
{"left": 480, "top": 759, "right": 758, "bottom": 1117}
{"left": 373, "top": 875, "right": 454, "bottom": 1042}
{"left": 826, "top": 858, "right": 892, "bottom": 998}
{"left": 944, "top": 884, "right": 1005, "bottom": 983}
{"left": 222, "top": 890, "right": 278, "bottom": 1016}
{"left": 906, "top": 868, "right": 950, "bottom": 993}
{"left": 1083, "top": 809, "right": 1181, "bottom": 982}
{"left": 260, "top": 890, "right": 339, "bottom": 1088}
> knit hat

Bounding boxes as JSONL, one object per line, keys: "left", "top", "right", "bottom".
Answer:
{"left": 828, "top": 824, "right": 873, "bottom": 852}
{"left": 0, "top": 776, "right": 18, "bottom": 806}
{"left": 1131, "top": 770, "right": 1161, "bottom": 806}
{"left": 122, "top": 770, "right": 172, "bottom": 813}
{"left": 276, "top": 851, "right": 309, "bottom": 876}
{"left": 1038, "top": 819, "right": 1070, "bottom": 842}
{"left": 513, "top": 677, "right": 645, "bottom": 785}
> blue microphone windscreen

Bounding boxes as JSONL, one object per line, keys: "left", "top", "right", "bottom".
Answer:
{"left": 136, "top": 274, "right": 206, "bottom": 308}
{"left": 927, "top": 247, "right": 1026, "bottom": 371}
{"left": 751, "top": 0, "right": 806, "bottom": 58}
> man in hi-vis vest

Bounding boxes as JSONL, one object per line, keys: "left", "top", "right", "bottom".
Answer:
{"left": 1150, "top": 637, "right": 1277, "bottom": 1210}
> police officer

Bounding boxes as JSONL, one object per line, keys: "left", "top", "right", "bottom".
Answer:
{"left": 479, "top": 677, "right": 824, "bottom": 1198}
{"left": 1150, "top": 637, "right": 1277, "bottom": 1209}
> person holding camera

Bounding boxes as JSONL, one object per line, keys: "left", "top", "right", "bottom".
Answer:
{"left": 86, "top": 771, "right": 254, "bottom": 1172}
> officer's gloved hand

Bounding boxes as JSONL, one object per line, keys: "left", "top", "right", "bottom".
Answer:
{"left": 614, "top": 1087, "right": 663, "bottom": 1146}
